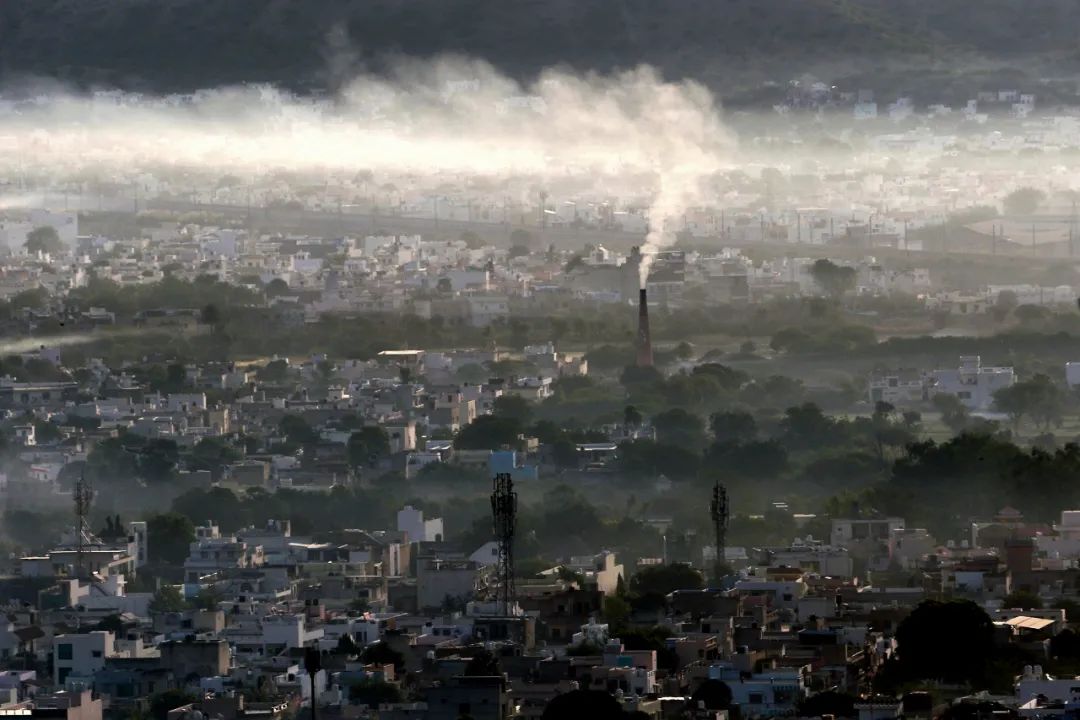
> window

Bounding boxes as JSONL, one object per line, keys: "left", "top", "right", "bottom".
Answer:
{"left": 91, "top": 650, "right": 102, "bottom": 658}
{"left": 749, "top": 693, "right": 765, "bottom": 705}
{"left": 57, "top": 644, "right": 73, "bottom": 660}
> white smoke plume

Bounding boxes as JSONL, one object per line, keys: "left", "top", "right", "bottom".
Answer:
{"left": 1, "top": 58, "right": 734, "bottom": 275}
{"left": 0, "top": 328, "right": 148, "bottom": 355}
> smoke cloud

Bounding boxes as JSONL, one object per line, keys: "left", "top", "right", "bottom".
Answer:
{"left": 1, "top": 58, "right": 734, "bottom": 279}
{"left": 0, "top": 329, "right": 151, "bottom": 355}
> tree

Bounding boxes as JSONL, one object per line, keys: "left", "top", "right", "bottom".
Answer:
{"left": 95, "top": 614, "right": 126, "bottom": 634}
{"left": 652, "top": 408, "right": 707, "bottom": 451}
{"left": 137, "top": 438, "right": 181, "bottom": 484}
{"left": 33, "top": 420, "right": 62, "bottom": 444}
{"left": 797, "top": 691, "right": 858, "bottom": 718}
{"left": 993, "top": 374, "right": 1063, "bottom": 430}
{"left": 616, "top": 439, "right": 700, "bottom": 480}
{"left": 603, "top": 595, "right": 631, "bottom": 630}
{"left": 148, "top": 585, "right": 189, "bottom": 613}
{"left": 172, "top": 487, "right": 247, "bottom": 532}
{"left": 630, "top": 563, "right": 703, "bottom": 597}
{"left": 564, "top": 255, "right": 585, "bottom": 272}
{"left": 463, "top": 648, "right": 501, "bottom": 676}
{"left": 492, "top": 394, "right": 533, "bottom": 425}
{"left": 257, "top": 359, "right": 289, "bottom": 382}
{"left": 624, "top": 405, "right": 643, "bottom": 427}
{"left": 455, "top": 363, "right": 487, "bottom": 384}
{"left": 360, "top": 642, "right": 405, "bottom": 672}
{"left": 542, "top": 690, "right": 623, "bottom": 720}
{"left": 189, "top": 437, "right": 241, "bottom": 481}
{"left": 933, "top": 393, "right": 970, "bottom": 433}
{"left": 147, "top": 513, "right": 196, "bottom": 565}
{"left": 336, "top": 633, "right": 361, "bottom": 655}
{"left": 453, "top": 415, "right": 522, "bottom": 450}
{"left": 264, "top": 278, "right": 290, "bottom": 297}
{"left": 279, "top": 414, "right": 317, "bottom": 445}
{"left": 1051, "top": 629, "right": 1080, "bottom": 659}
{"left": 692, "top": 363, "right": 749, "bottom": 392}
{"left": 705, "top": 440, "right": 789, "bottom": 479}
{"left": 1003, "top": 589, "right": 1043, "bottom": 610}
{"left": 25, "top": 226, "right": 64, "bottom": 255}
{"left": 810, "top": 258, "right": 856, "bottom": 299}
{"left": 780, "top": 402, "right": 842, "bottom": 451}
{"left": 893, "top": 600, "right": 995, "bottom": 684}
{"left": 1003, "top": 187, "right": 1046, "bottom": 215}
{"left": 709, "top": 410, "right": 757, "bottom": 443}
{"left": 459, "top": 230, "right": 484, "bottom": 249}
{"left": 98, "top": 514, "right": 126, "bottom": 542}
{"left": 995, "top": 289, "right": 1019, "bottom": 316}
{"left": 1055, "top": 599, "right": 1080, "bottom": 623}
{"left": 347, "top": 427, "right": 391, "bottom": 468}
{"left": 149, "top": 690, "right": 196, "bottom": 720}
{"left": 551, "top": 436, "right": 579, "bottom": 468}
{"left": 200, "top": 303, "right": 222, "bottom": 330}
{"left": 1015, "top": 305, "right": 1052, "bottom": 326}
{"left": 509, "top": 228, "right": 534, "bottom": 248}
{"left": 193, "top": 586, "right": 224, "bottom": 611}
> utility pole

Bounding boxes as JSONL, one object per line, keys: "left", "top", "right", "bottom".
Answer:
{"left": 304, "top": 647, "right": 321, "bottom": 720}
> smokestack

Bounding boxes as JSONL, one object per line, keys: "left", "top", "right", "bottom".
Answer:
{"left": 637, "top": 288, "right": 654, "bottom": 368}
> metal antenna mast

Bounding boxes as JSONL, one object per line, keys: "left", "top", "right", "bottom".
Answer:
{"left": 710, "top": 479, "right": 729, "bottom": 585}
{"left": 491, "top": 473, "right": 517, "bottom": 616}
{"left": 73, "top": 469, "right": 93, "bottom": 580}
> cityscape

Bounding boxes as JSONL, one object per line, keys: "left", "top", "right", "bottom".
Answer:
{"left": 6, "top": 2, "right": 1080, "bottom": 720}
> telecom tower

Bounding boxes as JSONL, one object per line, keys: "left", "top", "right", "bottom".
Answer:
{"left": 73, "top": 469, "right": 94, "bottom": 580}
{"left": 490, "top": 472, "right": 518, "bottom": 616}
{"left": 710, "top": 479, "right": 729, "bottom": 585}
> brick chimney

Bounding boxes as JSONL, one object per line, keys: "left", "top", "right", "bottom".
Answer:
{"left": 636, "top": 288, "right": 653, "bottom": 367}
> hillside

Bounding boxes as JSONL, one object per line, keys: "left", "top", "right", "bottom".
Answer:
{"left": 1, "top": 0, "right": 1078, "bottom": 98}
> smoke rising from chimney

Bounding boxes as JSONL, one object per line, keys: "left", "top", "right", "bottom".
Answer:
{"left": 0, "top": 58, "right": 734, "bottom": 253}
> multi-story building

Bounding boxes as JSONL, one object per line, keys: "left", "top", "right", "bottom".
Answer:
{"left": 929, "top": 355, "right": 1015, "bottom": 411}
{"left": 53, "top": 631, "right": 115, "bottom": 685}
{"left": 183, "top": 523, "right": 264, "bottom": 584}
{"left": 867, "top": 369, "right": 925, "bottom": 405}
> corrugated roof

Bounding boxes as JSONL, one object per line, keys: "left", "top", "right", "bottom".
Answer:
{"left": 1003, "top": 616, "right": 1055, "bottom": 630}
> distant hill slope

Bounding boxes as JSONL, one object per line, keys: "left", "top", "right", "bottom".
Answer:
{"left": 1, "top": 0, "right": 1077, "bottom": 96}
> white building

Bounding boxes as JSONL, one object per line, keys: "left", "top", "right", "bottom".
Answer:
{"left": 868, "top": 369, "right": 924, "bottom": 405}
{"left": 831, "top": 517, "right": 905, "bottom": 546}
{"left": 221, "top": 614, "right": 324, "bottom": 660}
{"left": 183, "top": 523, "right": 263, "bottom": 584}
{"left": 1035, "top": 510, "right": 1080, "bottom": 560}
{"left": 1066, "top": 363, "right": 1080, "bottom": 390}
{"left": 767, "top": 542, "right": 853, "bottom": 578}
{"left": 396, "top": 505, "right": 444, "bottom": 543}
{"left": 929, "top": 356, "right": 1015, "bottom": 411}
{"left": 53, "top": 631, "right": 114, "bottom": 685}
{"left": 706, "top": 663, "right": 808, "bottom": 716}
